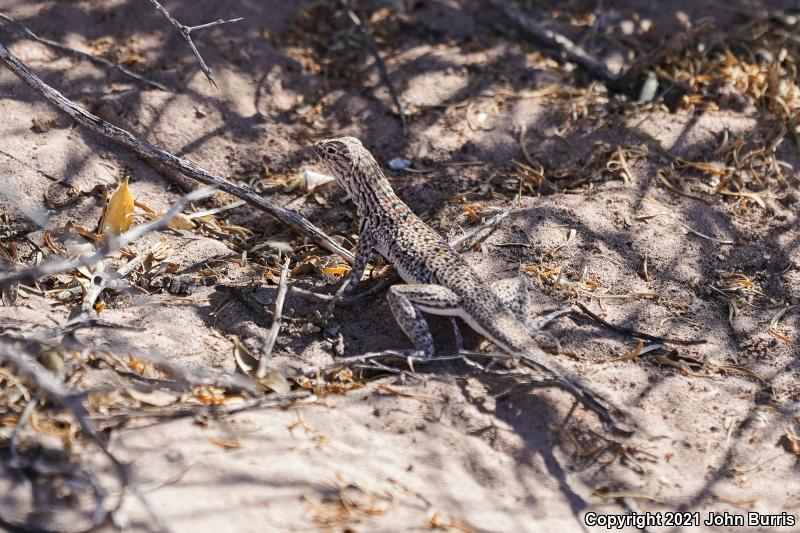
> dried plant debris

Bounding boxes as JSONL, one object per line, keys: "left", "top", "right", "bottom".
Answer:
{"left": 0, "top": 0, "right": 799, "bottom": 530}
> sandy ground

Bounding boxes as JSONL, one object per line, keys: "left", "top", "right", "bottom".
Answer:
{"left": 0, "top": 1, "right": 799, "bottom": 532}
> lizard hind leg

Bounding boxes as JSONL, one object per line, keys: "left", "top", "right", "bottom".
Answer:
{"left": 490, "top": 277, "right": 531, "bottom": 326}
{"left": 491, "top": 277, "right": 565, "bottom": 354}
{"left": 386, "top": 284, "right": 463, "bottom": 358}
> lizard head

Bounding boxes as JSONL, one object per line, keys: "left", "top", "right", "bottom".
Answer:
{"left": 313, "top": 136, "right": 375, "bottom": 199}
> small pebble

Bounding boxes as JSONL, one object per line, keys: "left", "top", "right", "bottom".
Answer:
{"left": 388, "top": 157, "right": 412, "bottom": 170}
{"left": 755, "top": 50, "right": 773, "bottom": 65}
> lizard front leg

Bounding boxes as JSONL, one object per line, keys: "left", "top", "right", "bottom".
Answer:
{"left": 386, "top": 284, "right": 462, "bottom": 357}
{"left": 326, "top": 228, "right": 375, "bottom": 319}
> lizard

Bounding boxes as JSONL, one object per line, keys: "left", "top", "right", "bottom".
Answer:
{"left": 313, "top": 136, "right": 628, "bottom": 433}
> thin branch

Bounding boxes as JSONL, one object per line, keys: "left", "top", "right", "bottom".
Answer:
{"left": 256, "top": 257, "right": 291, "bottom": 378}
{"left": 0, "top": 341, "right": 147, "bottom": 529}
{"left": 81, "top": 273, "right": 109, "bottom": 312}
{"left": 489, "top": 2, "right": 709, "bottom": 96}
{"left": 0, "top": 187, "right": 214, "bottom": 286}
{"left": 147, "top": 0, "right": 242, "bottom": 88}
{"left": 448, "top": 209, "right": 511, "bottom": 250}
{"left": 89, "top": 390, "right": 311, "bottom": 422}
{"left": 301, "top": 348, "right": 633, "bottom": 435}
{"left": 0, "top": 42, "right": 355, "bottom": 264}
{"left": 489, "top": 0, "right": 617, "bottom": 85}
{"left": 573, "top": 302, "right": 708, "bottom": 345}
{"left": 338, "top": 0, "right": 407, "bottom": 135}
{"left": 102, "top": 348, "right": 261, "bottom": 396}
{"left": 0, "top": 13, "right": 169, "bottom": 91}
{"left": 617, "top": 18, "right": 713, "bottom": 89}
{"left": 290, "top": 275, "right": 397, "bottom": 304}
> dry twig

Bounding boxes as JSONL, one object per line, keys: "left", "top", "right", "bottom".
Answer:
{"left": 0, "top": 187, "right": 214, "bottom": 286}
{"left": 0, "top": 13, "right": 169, "bottom": 91}
{"left": 301, "top": 348, "right": 633, "bottom": 435}
{"left": 147, "top": 0, "right": 242, "bottom": 87}
{"left": 0, "top": 42, "right": 354, "bottom": 263}
{"left": 0, "top": 340, "right": 166, "bottom": 531}
{"left": 489, "top": 0, "right": 617, "bottom": 85}
{"left": 257, "top": 257, "right": 291, "bottom": 378}
{"left": 338, "top": 0, "right": 407, "bottom": 134}
{"left": 574, "top": 302, "right": 707, "bottom": 346}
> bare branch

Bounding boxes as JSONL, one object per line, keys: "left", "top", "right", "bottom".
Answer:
{"left": 257, "top": 257, "right": 291, "bottom": 378}
{"left": 488, "top": 0, "right": 617, "bottom": 86}
{"left": 300, "top": 348, "right": 634, "bottom": 435}
{"left": 617, "top": 18, "right": 713, "bottom": 89}
{"left": 0, "top": 13, "right": 169, "bottom": 91}
{"left": 147, "top": 0, "right": 242, "bottom": 87}
{"left": 448, "top": 209, "right": 511, "bottom": 250}
{"left": 573, "top": 302, "right": 708, "bottom": 346}
{"left": 489, "top": 2, "right": 711, "bottom": 97}
{"left": 0, "top": 187, "right": 215, "bottom": 286}
{"left": 338, "top": 0, "right": 407, "bottom": 135}
{"left": 0, "top": 42, "right": 355, "bottom": 264}
{"left": 0, "top": 341, "right": 132, "bottom": 528}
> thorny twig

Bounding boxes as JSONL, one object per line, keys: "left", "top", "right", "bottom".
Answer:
{"left": 257, "top": 257, "right": 291, "bottom": 378}
{"left": 338, "top": 0, "right": 407, "bottom": 135}
{"left": 0, "top": 13, "right": 169, "bottom": 91}
{"left": 0, "top": 42, "right": 355, "bottom": 263}
{"left": 147, "top": 0, "right": 242, "bottom": 87}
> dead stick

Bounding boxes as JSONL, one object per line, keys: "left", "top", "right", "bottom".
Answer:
{"left": 0, "top": 188, "right": 214, "bottom": 286}
{"left": 147, "top": 0, "right": 242, "bottom": 87}
{"left": 489, "top": 0, "right": 617, "bottom": 85}
{"left": 0, "top": 341, "right": 165, "bottom": 530}
{"left": 0, "top": 42, "right": 354, "bottom": 264}
{"left": 573, "top": 302, "right": 707, "bottom": 345}
{"left": 618, "top": 18, "right": 713, "bottom": 88}
{"left": 0, "top": 13, "right": 169, "bottom": 91}
{"left": 301, "top": 348, "right": 632, "bottom": 434}
{"left": 257, "top": 257, "right": 291, "bottom": 378}
{"left": 339, "top": 0, "right": 407, "bottom": 135}
{"left": 449, "top": 209, "right": 511, "bottom": 250}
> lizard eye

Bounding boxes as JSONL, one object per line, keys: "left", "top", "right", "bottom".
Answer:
{"left": 325, "top": 146, "right": 337, "bottom": 156}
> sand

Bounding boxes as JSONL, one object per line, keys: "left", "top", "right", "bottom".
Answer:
{"left": 0, "top": 1, "right": 798, "bottom": 532}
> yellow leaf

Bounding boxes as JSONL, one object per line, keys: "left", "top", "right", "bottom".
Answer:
{"left": 101, "top": 177, "right": 135, "bottom": 235}
{"left": 321, "top": 265, "right": 351, "bottom": 277}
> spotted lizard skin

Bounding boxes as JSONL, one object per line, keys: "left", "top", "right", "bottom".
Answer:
{"left": 313, "top": 136, "right": 620, "bottom": 429}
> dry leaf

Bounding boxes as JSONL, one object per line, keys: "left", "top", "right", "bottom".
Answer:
{"left": 233, "top": 339, "right": 291, "bottom": 395}
{"left": 127, "top": 388, "right": 179, "bottom": 407}
{"left": 321, "top": 265, "right": 351, "bottom": 277}
{"left": 101, "top": 177, "right": 135, "bottom": 235}
{"left": 168, "top": 213, "right": 196, "bottom": 230}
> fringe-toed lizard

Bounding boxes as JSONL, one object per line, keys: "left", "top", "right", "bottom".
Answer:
{"left": 314, "top": 136, "right": 627, "bottom": 433}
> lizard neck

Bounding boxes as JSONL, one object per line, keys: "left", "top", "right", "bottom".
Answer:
{"left": 351, "top": 170, "right": 402, "bottom": 219}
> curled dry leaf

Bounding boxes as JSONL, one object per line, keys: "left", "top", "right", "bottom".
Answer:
{"left": 233, "top": 339, "right": 291, "bottom": 395}
{"left": 101, "top": 177, "right": 135, "bottom": 236}
{"left": 168, "top": 213, "right": 197, "bottom": 231}
{"left": 127, "top": 388, "right": 179, "bottom": 407}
